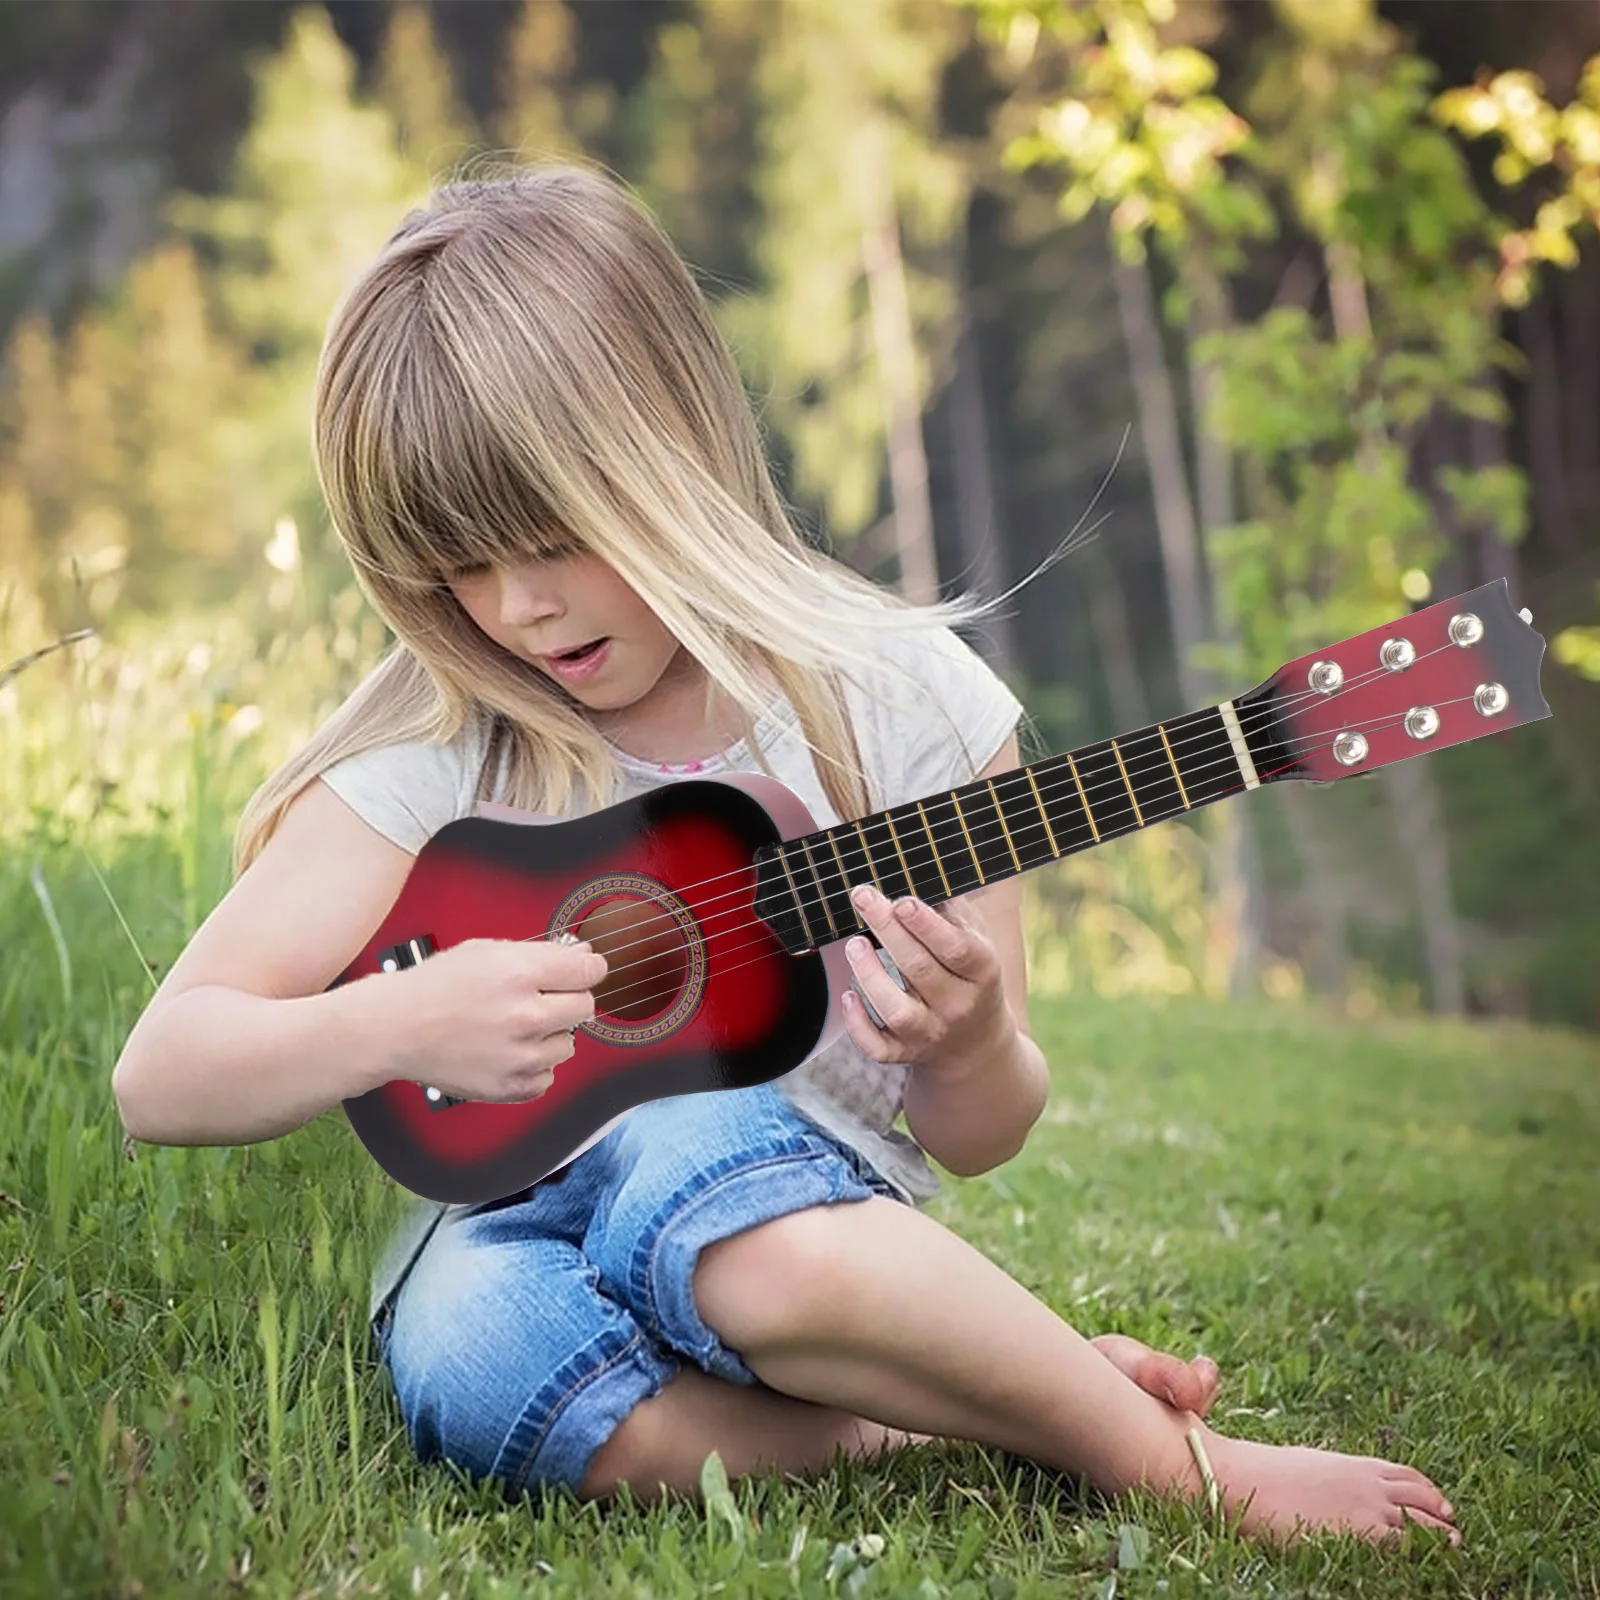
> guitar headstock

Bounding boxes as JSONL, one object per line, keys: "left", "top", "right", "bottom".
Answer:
{"left": 1244, "top": 579, "right": 1550, "bottom": 784}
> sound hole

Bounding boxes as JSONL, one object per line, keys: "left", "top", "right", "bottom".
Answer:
{"left": 575, "top": 896, "right": 689, "bottom": 1022}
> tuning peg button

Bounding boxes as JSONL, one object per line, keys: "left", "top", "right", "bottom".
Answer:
{"left": 1332, "top": 731, "right": 1369, "bottom": 766}
{"left": 1474, "top": 682, "right": 1509, "bottom": 717}
{"left": 1518, "top": 607, "right": 1533, "bottom": 624}
{"left": 1380, "top": 637, "right": 1415, "bottom": 672}
{"left": 1404, "top": 705, "right": 1441, "bottom": 740}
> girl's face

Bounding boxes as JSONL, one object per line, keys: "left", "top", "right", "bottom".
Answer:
{"left": 448, "top": 552, "right": 688, "bottom": 718}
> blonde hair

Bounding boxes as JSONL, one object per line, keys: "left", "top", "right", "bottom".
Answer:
{"left": 235, "top": 161, "right": 1019, "bottom": 875}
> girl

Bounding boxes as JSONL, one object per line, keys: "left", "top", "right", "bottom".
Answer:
{"left": 112, "top": 164, "right": 1459, "bottom": 1550}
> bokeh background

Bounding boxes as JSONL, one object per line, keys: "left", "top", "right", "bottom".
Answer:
{"left": 3, "top": 5, "right": 1600, "bottom": 1595}
{"left": 5, "top": 0, "right": 1599, "bottom": 1032}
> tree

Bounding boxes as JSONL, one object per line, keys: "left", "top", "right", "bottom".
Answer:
{"left": 493, "top": 0, "right": 614, "bottom": 164}
{"left": 165, "top": 5, "right": 426, "bottom": 596}
{"left": 973, "top": 0, "right": 1273, "bottom": 993}
{"left": 374, "top": 0, "right": 480, "bottom": 182}
{"left": 726, "top": 0, "right": 971, "bottom": 607}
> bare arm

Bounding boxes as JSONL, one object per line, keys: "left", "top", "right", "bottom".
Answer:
{"left": 112, "top": 778, "right": 431, "bottom": 1145}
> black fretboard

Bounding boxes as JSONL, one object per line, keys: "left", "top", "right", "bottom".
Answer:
{"left": 752, "top": 696, "right": 1292, "bottom": 955}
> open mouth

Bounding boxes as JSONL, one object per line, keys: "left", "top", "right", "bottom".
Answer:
{"left": 552, "top": 638, "right": 607, "bottom": 663}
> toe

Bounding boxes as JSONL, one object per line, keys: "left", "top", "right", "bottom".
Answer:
{"left": 1387, "top": 1478, "right": 1455, "bottom": 1522}
{"left": 1396, "top": 1505, "right": 1464, "bottom": 1548}
{"left": 1382, "top": 1465, "right": 1446, "bottom": 1497}
{"left": 1152, "top": 1352, "right": 1203, "bottom": 1411}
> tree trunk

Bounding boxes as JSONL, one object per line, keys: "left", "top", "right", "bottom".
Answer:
{"left": 1087, "top": 548, "right": 1149, "bottom": 733}
{"left": 1109, "top": 244, "right": 1210, "bottom": 711}
{"left": 1324, "top": 240, "right": 1466, "bottom": 1016}
{"left": 1184, "top": 260, "right": 1264, "bottom": 999}
{"left": 1382, "top": 758, "right": 1467, "bottom": 1014}
{"left": 945, "top": 210, "right": 1018, "bottom": 676}
{"left": 1518, "top": 291, "right": 1575, "bottom": 555}
{"left": 1468, "top": 377, "right": 1522, "bottom": 595}
{"left": 1279, "top": 780, "right": 1351, "bottom": 1004}
{"left": 1560, "top": 252, "right": 1599, "bottom": 533}
{"left": 858, "top": 116, "right": 939, "bottom": 607}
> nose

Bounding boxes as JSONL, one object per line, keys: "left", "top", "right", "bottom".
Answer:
{"left": 494, "top": 564, "right": 562, "bottom": 631}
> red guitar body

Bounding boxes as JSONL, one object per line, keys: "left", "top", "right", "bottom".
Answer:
{"left": 337, "top": 773, "right": 853, "bottom": 1205}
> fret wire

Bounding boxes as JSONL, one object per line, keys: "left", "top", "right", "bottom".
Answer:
{"left": 1024, "top": 768, "right": 1060, "bottom": 857}
{"left": 987, "top": 776, "right": 1022, "bottom": 872}
{"left": 914, "top": 798, "right": 952, "bottom": 899}
{"left": 853, "top": 818, "right": 884, "bottom": 891}
{"left": 775, "top": 842, "right": 817, "bottom": 948}
{"left": 797, "top": 835, "right": 837, "bottom": 936}
{"left": 949, "top": 790, "right": 986, "bottom": 884}
{"left": 1158, "top": 723, "right": 1191, "bottom": 810}
{"left": 1110, "top": 738, "right": 1144, "bottom": 827}
{"left": 826, "top": 829, "right": 865, "bottom": 934}
{"left": 883, "top": 810, "right": 916, "bottom": 898}
{"left": 769, "top": 694, "right": 1307, "bottom": 954}
{"left": 794, "top": 701, "right": 1279, "bottom": 936}
{"left": 1067, "top": 752, "right": 1100, "bottom": 842}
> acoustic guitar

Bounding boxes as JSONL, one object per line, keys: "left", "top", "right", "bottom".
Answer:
{"left": 336, "top": 578, "right": 1548, "bottom": 1203}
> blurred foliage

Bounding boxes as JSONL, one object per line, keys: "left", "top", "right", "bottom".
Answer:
{"left": 1435, "top": 54, "right": 1600, "bottom": 304}
{"left": 981, "top": 0, "right": 1526, "bottom": 681}
{"left": 717, "top": 0, "right": 969, "bottom": 540}
{"left": 1, "top": 0, "right": 1598, "bottom": 1030}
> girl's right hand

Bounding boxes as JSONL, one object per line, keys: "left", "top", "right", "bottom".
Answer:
{"left": 388, "top": 936, "right": 607, "bottom": 1104}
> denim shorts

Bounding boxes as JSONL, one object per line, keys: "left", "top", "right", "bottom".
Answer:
{"left": 369, "top": 1080, "right": 906, "bottom": 1498}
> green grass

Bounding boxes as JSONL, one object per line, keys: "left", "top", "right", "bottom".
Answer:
{"left": 1, "top": 802, "right": 1597, "bottom": 1599}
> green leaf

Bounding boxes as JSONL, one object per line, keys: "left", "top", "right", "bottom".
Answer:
{"left": 1116, "top": 1522, "right": 1151, "bottom": 1569}
{"left": 698, "top": 1449, "right": 746, "bottom": 1544}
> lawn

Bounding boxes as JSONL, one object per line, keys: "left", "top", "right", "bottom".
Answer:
{"left": 1, "top": 830, "right": 1596, "bottom": 1600}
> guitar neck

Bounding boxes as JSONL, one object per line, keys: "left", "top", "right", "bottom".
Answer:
{"left": 754, "top": 691, "right": 1291, "bottom": 956}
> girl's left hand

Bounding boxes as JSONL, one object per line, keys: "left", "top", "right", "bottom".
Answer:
{"left": 841, "top": 883, "right": 1013, "bottom": 1075}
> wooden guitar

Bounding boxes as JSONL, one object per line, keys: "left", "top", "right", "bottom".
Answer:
{"left": 336, "top": 579, "right": 1549, "bottom": 1204}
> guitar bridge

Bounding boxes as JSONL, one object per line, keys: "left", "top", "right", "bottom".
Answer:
{"left": 375, "top": 935, "right": 461, "bottom": 1112}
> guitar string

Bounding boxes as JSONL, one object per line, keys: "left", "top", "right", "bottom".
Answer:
{"left": 501, "top": 691, "right": 1485, "bottom": 1022}
{"left": 492, "top": 641, "right": 1458, "bottom": 985}
{"left": 562, "top": 695, "right": 1473, "bottom": 1017}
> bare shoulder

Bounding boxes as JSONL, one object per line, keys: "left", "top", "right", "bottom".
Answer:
{"left": 150, "top": 777, "right": 418, "bottom": 1012}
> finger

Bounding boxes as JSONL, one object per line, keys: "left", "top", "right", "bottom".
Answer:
{"left": 844, "top": 932, "right": 921, "bottom": 1034}
{"left": 848, "top": 884, "right": 966, "bottom": 994}
{"left": 535, "top": 941, "right": 608, "bottom": 990}
{"left": 551, "top": 988, "right": 597, "bottom": 1029}
{"left": 840, "top": 989, "right": 896, "bottom": 1062}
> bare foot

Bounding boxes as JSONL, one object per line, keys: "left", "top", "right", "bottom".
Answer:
{"left": 1091, "top": 1332, "right": 1220, "bottom": 1418}
{"left": 1193, "top": 1423, "right": 1462, "bottom": 1549}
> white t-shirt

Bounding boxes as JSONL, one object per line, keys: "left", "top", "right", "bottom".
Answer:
{"left": 332, "top": 622, "right": 1024, "bottom": 1321}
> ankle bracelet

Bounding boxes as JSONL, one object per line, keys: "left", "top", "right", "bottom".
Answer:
{"left": 1186, "top": 1426, "right": 1221, "bottom": 1519}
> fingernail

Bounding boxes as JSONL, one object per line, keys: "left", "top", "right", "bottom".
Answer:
{"left": 895, "top": 897, "right": 919, "bottom": 919}
{"left": 851, "top": 884, "right": 877, "bottom": 908}
{"left": 849, "top": 936, "right": 869, "bottom": 957}
{"left": 1441, "top": 1500, "right": 1452, "bottom": 1517}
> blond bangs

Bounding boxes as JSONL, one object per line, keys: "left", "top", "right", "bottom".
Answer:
{"left": 235, "top": 161, "right": 1023, "bottom": 876}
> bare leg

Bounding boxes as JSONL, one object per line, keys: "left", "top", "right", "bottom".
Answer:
{"left": 693, "top": 1198, "right": 1461, "bottom": 1548}
{"left": 577, "top": 1327, "right": 1213, "bottom": 1505}
{"left": 577, "top": 1365, "right": 922, "bottom": 1505}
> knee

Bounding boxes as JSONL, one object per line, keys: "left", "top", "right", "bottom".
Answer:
{"left": 692, "top": 1203, "right": 852, "bottom": 1353}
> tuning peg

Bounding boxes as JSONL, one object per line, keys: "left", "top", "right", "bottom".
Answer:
{"left": 1518, "top": 607, "right": 1533, "bottom": 624}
